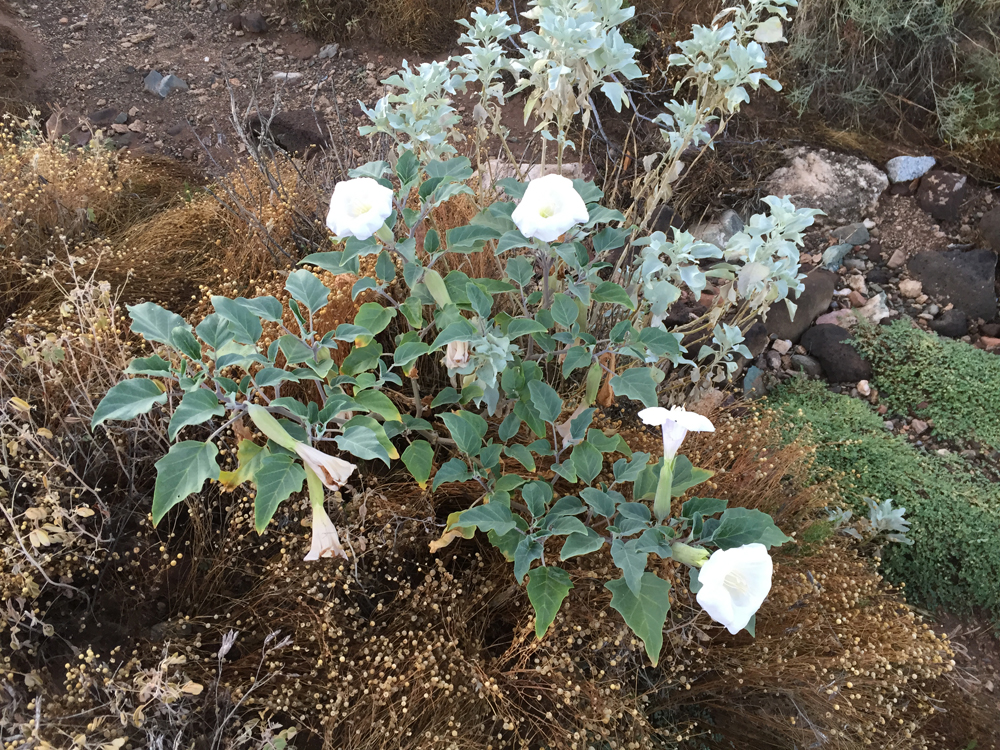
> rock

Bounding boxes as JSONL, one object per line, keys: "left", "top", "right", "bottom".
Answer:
{"left": 978, "top": 205, "right": 1000, "bottom": 253}
{"left": 318, "top": 43, "right": 339, "bottom": 59}
{"left": 857, "top": 379, "right": 871, "bottom": 396}
{"left": 866, "top": 267, "right": 890, "bottom": 285}
{"left": 887, "top": 248, "right": 907, "bottom": 269}
{"left": 980, "top": 336, "right": 1000, "bottom": 351}
{"left": 858, "top": 293, "right": 891, "bottom": 325}
{"left": 898, "top": 279, "right": 923, "bottom": 298}
{"left": 916, "top": 171, "right": 968, "bottom": 222}
{"left": 927, "top": 304, "right": 940, "bottom": 316}
{"left": 885, "top": 155, "right": 936, "bottom": 183}
{"left": 907, "top": 248, "right": 998, "bottom": 321}
{"left": 848, "top": 291, "right": 867, "bottom": 308}
{"left": 690, "top": 209, "right": 744, "bottom": 250}
{"left": 801, "top": 325, "right": 873, "bottom": 382}
{"left": 87, "top": 107, "right": 119, "bottom": 127}
{"left": 816, "top": 308, "right": 856, "bottom": 327}
{"left": 241, "top": 11, "right": 269, "bottom": 33}
{"left": 929, "top": 309, "right": 968, "bottom": 338}
{"left": 247, "top": 109, "right": 330, "bottom": 157}
{"left": 789, "top": 353, "right": 823, "bottom": 378}
{"left": 771, "top": 338, "right": 792, "bottom": 355}
{"left": 981, "top": 322, "right": 1000, "bottom": 338}
{"left": 821, "top": 243, "right": 852, "bottom": 270}
{"left": 765, "top": 269, "right": 837, "bottom": 343}
{"left": 45, "top": 111, "right": 77, "bottom": 141}
{"left": 157, "top": 74, "right": 189, "bottom": 97}
{"left": 911, "top": 419, "right": 929, "bottom": 435}
{"left": 831, "top": 222, "right": 870, "bottom": 245}
{"left": 143, "top": 69, "right": 164, "bottom": 95}
{"left": 844, "top": 258, "right": 866, "bottom": 271}
{"left": 765, "top": 147, "right": 888, "bottom": 223}
{"left": 846, "top": 274, "right": 867, "bottom": 293}
{"left": 114, "top": 112, "right": 128, "bottom": 124}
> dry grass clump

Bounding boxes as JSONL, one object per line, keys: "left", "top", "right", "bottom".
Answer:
{"left": 1, "top": 325, "right": 974, "bottom": 750}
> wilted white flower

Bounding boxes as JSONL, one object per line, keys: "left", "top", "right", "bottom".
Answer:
{"left": 305, "top": 500, "right": 348, "bottom": 560}
{"left": 511, "top": 173, "right": 589, "bottom": 242}
{"left": 696, "top": 543, "right": 773, "bottom": 634}
{"left": 444, "top": 340, "right": 471, "bottom": 370}
{"left": 638, "top": 405, "right": 715, "bottom": 460}
{"left": 294, "top": 443, "right": 356, "bottom": 490}
{"left": 326, "top": 177, "right": 394, "bottom": 241}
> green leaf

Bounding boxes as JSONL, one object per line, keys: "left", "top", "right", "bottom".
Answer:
{"left": 335, "top": 425, "right": 392, "bottom": 466}
{"left": 613, "top": 452, "right": 650, "bottom": 484}
{"left": 465, "top": 282, "right": 494, "bottom": 319}
{"left": 128, "top": 301, "right": 191, "bottom": 345}
{"left": 401, "top": 440, "right": 434, "bottom": 488}
{"left": 514, "top": 536, "right": 544, "bottom": 583}
{"left": 447, "top": 224, "right": 501, "bottom": 251}
{"left": 394, "top": 341, "right": 431, "bottom": 369}
{"left": 167, "top": 389, "right": 225, "bottom": 441}
{"left": 430, "top": 319, "right": 478, "bottom": 348}
{"left": 606, "top": 573, "right": 672, "bottom": 666}
{"left": 560, "top": 528, "right": 606, "bottom": 560}
{"left": 505, "top": 256, "right": 535, "bottom": 287}
{"left": 440, "top": 411, "right": 487, "bottom": 457}
{"left": 457, "top": 501, "right": 517, "bottom": 536}
{"left": 354, "top": 302, "right": 394, "bottom": 336}
{"left": 253, "top": 454, "right": 306, "bottom": 533}
{"left": 233, "top": 296, "right": 284, "bottom": 322}
{"left": 151, "top": 441, "right": 220, "bottom": 525}
{"left": 353, "top": 389, "right": 401, "bottom": 422}
{"left": 496, "top": 229, "right": 533, "bottom": 254}
{"left": 527, "top": 381, "right": 562, "bottom": 423}
{"left": 592, "top": 281, "right": 635, "bottom": 309}
{"left": 432, "top": 457, "right": 472, "bottom": 490}
{"left": 91, "top": 379, "right": 167, "bottom": 428}
{"left": 285, "top": 269, "right": 330, "bottom": 314}
{"left": 395, "top": 148, "right": 419, "bottom": 185}
{"left": 504, "top": 443, "right": 536, "bottom": 472}
{"left": 277, "top": 335, "right": 316, "bottom": 364}
{"left": 562, "top": 345, "right": 592, "bottom": 377}
{"left": 570, "top": 441, "right": 603, "bottom": 485}
{"left": 431, "top": 387, "right": 460, "bottom": 407}
{"left": 254, "top": 367, "right": 297, "bottom": 388}
{"left": 671, "top": 455, "right": 715, "bottom": 497}
{"left": 527, "top": 567, "right": 574, "bottom": 638}
{"left": 681, "top": 497, "right": 728, "bottom": 537}
{"left": 507, "top": 317, "right": 548, "bottom": 339}
{"left": 610, "top": 368, "right": 659, "bottom": 408}
{"left": 125, "top": 354, "right": 172, "bottom": 376}
{"left": 196, "top": 314, "right": 231, "bottom": 350}
{"left": 212, "top": 296, "right": 263, "bottom": 345}
{"left": 581, "top": 487, "right": 618, "bottom": 517}
{"left": 301, "top": 250, "right": 359, "bottom": 276}
{"left": 611, "top": 538, "right": 648, "bottom": 595}
{"left": 522, "top": 481, "right": 553, "bottom": 517}
{"left": 340, "top": 342, "right": 383, "bottom": 376}
{"left": 551, "top": 293, "right": 579, "bottom": 328}
{"left": 703, "top": 507, "right": 793, "bottom": 550}
{"left": 170, "top": 326, "right": 203, "bottom": 361}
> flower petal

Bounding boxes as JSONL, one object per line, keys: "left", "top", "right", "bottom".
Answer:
{"left": 638, "top": 406, "right": 670, "bottom": 426}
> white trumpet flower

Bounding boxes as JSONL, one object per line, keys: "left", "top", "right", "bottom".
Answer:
{"left": 511, "top": 173, "right": 589, "bottom": 242}
{"left": 326, "top": 177, "right": 394, "bottom": 241}
{"left": 696, "top": 543, "right": 773, "bottom": 634}
{"left": 294, "top": 443, "right": 356, "bottom": 491}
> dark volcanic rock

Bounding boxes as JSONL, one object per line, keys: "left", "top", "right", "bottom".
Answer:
{"left": 929, "top": 309, "right": 969, "bottom": 338}
{"left": 916, "top": 170, "right": 968, "bottom": 222}
{"left": 765, "top": 269, "right": 837, "bottom": 343}
{"left": 801, "top": 325, "right": 872, "bottom": 382}
{"left": 907, "top": 248, "right": 997, "bottom": 322}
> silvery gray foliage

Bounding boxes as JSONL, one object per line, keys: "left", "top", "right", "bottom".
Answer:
{"left": 827, "top": 499, "right": 913, "bottom": 546}
{"left": 359, "top": 60, "right": 465, "bottom": 160}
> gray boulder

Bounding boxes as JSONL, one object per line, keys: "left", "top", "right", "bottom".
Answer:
{"left": 765, "top": 269, "right": 837, "bottom": 343}
{"left": 907, "top": 248, "right": 997, "bottom": 322}
{"left": 831, "top": 222, "right": 870, "bottom": 245}
{"left": 789, "top": 353, "right": 823, "bottom": 378}
{"left": 885, "top": 155, "right": 935, "bottom": 183}
{"left": 765, "top": 147, "right": 888, "bottom": 223}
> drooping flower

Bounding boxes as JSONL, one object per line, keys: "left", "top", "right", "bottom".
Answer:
{"left": 444, "top": 340, "right": 471, "bottom": 371}
{"left": 511, "top": 173, "right": 589, "bottom": 243}
{"left": 294, "top": 443, "right": 356, "bottom": 491}
{"left": 695, "top": 543, "right": 773, "bottom": 634}
{"left": 326, "top": 177, "right": 394, "bottom": 241}
{"left": 638, "top": 405, "right": 715, "bottom": 460}
{"left": 305, "top": 497, "right": 348, "bottom": 560}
